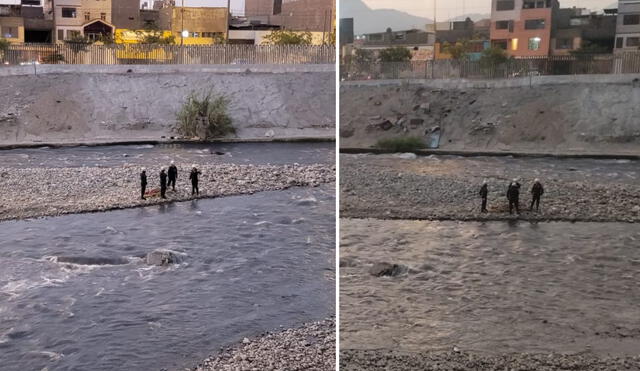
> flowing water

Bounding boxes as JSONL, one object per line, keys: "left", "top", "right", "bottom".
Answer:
{"left": 0, "top": 185, "right": 335, "bottom": 371}
{"left": 341, "top": 218, "right": 640, "bottom": 356}
{"left": 0, "top": 142, "right": 334, "bottom": 168}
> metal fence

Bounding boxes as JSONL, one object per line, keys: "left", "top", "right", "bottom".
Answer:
{"left": 1, "top": 44, "right": 336, "bottom": 65}
{"left": 340, "top": 53, "right": 640, "bottom": 81}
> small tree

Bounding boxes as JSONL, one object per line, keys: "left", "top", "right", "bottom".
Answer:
{"left": 479, "top": 46, "right": 509, "bottom": 68}
{"left": 262, "top": 30, "right": 312, "bottom": 45}
{"left": 0, "top": 38, "right": 9, "bottom": 63}
{"left": 176, "top": 90, "right": 235, "bottom": 139}
{"left": 442, "top": 39, "right": 471, "bottom": 60}
{"left": 378, "top": 47, "right": 412, "bottom": 63}
{"left": 136, "top": 25, "right": 175, "bottom": 45}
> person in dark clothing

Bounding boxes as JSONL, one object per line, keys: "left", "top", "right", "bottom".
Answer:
{"left": 506, "top": 178, "right": 521, "bottom": 215}
{"left": 167, "top": 161, "right": 178, "bottom": 191}
{"left": 140, "top": 169, "right": 147, "bottom": 200}
{"left": 479, "top": 180, "right": 489, "bottom": 213}
{"left": 530, "top": 178, "right": 544, "bottom": 212}
{"left": 189, "top": 165, "right": 201, "bottom": 196}
{"left": 160, "top": 169, "right": 167, "bottom": 199}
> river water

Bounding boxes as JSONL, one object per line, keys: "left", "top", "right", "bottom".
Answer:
{"left": 0, "top": 142, "right": 335, "bottom": 168}
{"left": 341, "top": 218, "right": 640, "bottom": 356}
{"left": 0, "top": 185, "right": 335, "bottom": 371}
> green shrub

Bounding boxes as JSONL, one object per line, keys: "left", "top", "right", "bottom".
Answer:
{"left": 176, "top": 90, "right": 235, "bottom": 139}
{"left": 375, "top": 137, "right": 424, "bottom": 152}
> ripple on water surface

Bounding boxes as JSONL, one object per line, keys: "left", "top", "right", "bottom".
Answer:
{"left": 0, "top": 186, "right": 335, "bottom": 371}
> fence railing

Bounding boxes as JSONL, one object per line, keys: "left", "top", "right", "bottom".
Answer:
{"left": 1, "top": 44, "right": 336, "bottom": 65}
{"left": 340, "top": 53, "right": 640, "bottom": 81}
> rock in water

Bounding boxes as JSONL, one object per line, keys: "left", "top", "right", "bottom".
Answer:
{"left": 369, "top": 262, "right": 407, "bottom": 277}
{"left": 145, "top": 250, "right": 181, "bottom": 266}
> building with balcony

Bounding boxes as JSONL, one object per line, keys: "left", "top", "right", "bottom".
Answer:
{"left": 490, "top": 0, "right": 560, "bottom": 57}
{"left": 614, "top": 0, "right": 640, "bottom": 52}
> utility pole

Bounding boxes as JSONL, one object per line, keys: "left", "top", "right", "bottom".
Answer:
{"left": 180, "top": 0, "right": 184, "bottom": 46}
{"left": 225, "top": 0, "right": 230, "bottom": 43}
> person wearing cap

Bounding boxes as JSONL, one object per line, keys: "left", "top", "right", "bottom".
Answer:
{"left": 140, "top": 168, "right": 147, "bottom": 200}
{"left": 530, "top": 178, "right": 544, "bottom": 212}
{"left": 189, "top": 164, "right": 201, "bottom": 196}
{"left": 160, "top": 169, "right": 168, "bottom": 199}
{"left": 506, "top": 178, "right": 521, "bottom": 215}
{"left": 168, "top": 161, "right": 178, "bottom": 191}
{"left": 479, "top": 180, "right": 489, "bottom": 213}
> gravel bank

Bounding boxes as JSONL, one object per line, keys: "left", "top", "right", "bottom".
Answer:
{"left": 341, "top": 349, "right": 640, "bottom": 371}
{"left": 0, "top": 163, "right": 335, "bottom": 222}
{"left": 192, "top": 318, "right": 335, "bottom": 371}
{"left": 340, "top": 154, "right": 640, "bottom": 222}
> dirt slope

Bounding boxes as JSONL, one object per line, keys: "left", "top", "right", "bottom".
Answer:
{"left": 340, "top": 81, "right": 640, "bottom": 154}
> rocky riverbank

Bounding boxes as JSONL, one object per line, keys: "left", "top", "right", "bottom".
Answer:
{"left": 192, "top": 318, "right": 335, "bottom": 371}
{"left": 340, "top": 154, "right": 640, "bottom": 222}
{"left": 0, "top": 163, "right": 335, "bottom": 222}
{"left": 341, "top": 349, "right": 640, "bottom": 371}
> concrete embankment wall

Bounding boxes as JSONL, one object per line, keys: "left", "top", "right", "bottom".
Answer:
{"left": 0, "top": 65, "right": 335, "bottom": 145}
{"left": 340, "top": 74, "right": 640, "bottom": 154}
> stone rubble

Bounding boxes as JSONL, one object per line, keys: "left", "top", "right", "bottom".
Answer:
{"left": 192, "top": 318, "right": 335, "bottom": 371}
{"left": 341, "top": 349, "right": 640, "bottom": 371}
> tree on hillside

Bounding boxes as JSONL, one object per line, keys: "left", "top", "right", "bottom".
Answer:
{"left": 262, "top": 30, "right": 312, "bottom": 45}
{"left": 442, "top": 39, "right": 471, "bottom": 60}
{"left": 378, "top": 46, "right": 412, "bottom": 63}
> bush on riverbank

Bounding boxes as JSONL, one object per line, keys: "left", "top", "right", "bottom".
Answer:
{"left": 176, "top": 91, "right": 235, "bottom": 139}
{"left": 375, "top": 137, "right": 424, "bottom": 152}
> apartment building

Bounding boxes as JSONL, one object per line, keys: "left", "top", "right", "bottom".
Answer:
{"left": 614, "top": 0, "right": 640, "bottom": 52}
{"left": 244, "top": 0, "right": 334, "bottom": 32}
{"left": 551, "top": 8, "right": 616, "bottom": 55}
{"left": 490, "top": 0, "right": 559, "bottom": 57}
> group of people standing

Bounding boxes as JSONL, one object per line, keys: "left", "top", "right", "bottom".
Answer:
{"left": 479, "top": 178, "right": 544, "bottom": 214}
{"left": 139, "top": 161, "right": 202, "bottom": 200}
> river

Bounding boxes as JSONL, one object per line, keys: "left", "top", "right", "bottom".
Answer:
{"left": 341, "top": 218, "right": 640, "bottom": 357}
{"left": 0, "top": 185, "right": 335, "bottom": 371}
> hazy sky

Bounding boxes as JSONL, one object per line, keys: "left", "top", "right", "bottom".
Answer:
{"left": 361, "top": 0, "right": 617, "bottom": 19}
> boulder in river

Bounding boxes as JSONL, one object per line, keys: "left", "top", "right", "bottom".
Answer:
{"left": 369, "top": 262, "right": 407, "bottom": 277}
{"left": 145, "top": 250, "right": 182, "bottom": 266}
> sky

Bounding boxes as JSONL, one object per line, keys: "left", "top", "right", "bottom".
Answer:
{"left": 360, "top": 0, "right": 617, "bottom": 19}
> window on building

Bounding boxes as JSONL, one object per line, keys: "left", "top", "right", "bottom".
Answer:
{"left": 69, "top": 30, "right": 80, "bottom": 39}
{"left": 523, "top": 0, "right": 547, "bottom": 8}
{"left": 512, "top": 38, "right": 518, "bottom": 50}
{"left": 1, "top": 26, "right": 18, "bottom": 38}
{"left": 493, "top": 40, "right": 508, "bottom": 49}
{"left": 84, "top": 12, "right": 90, "bottom": 21}
{"left": 57, "top": 29, "right": 64, "bottom": 41}
{"left": 616, "top": 37, "right": 623, "bottom": 48}
{"left": 394, "top": 33, "right": 406, "bottom": 41}
{"left": 100, "top": 12, "right": 106, "bottom": 21}
{"left": 21, "top": 0, "right": 40, "bottom": 5}
{"left": 528, "top": 37, "right": 541, "bottom": 50}
{"left": 525, "top": 19, "right": 546, "bottom": 29}
{"left": 273, "top": 0, "right": 282, "bottom": 15}
{"left": 627, "top": 37, "right": 640, "bottom": 47}
{"left": 557, "top": 38, "right": 573, "bottom": 49}
{"left": 496, "top": 20, "right": 510, "bottom": 29}
{"left": 368, "top": 34, "right": 383, "bottom": 41}
{"left": 623, "top": 14, "right": 640, "bottom": 25}
{"left": 62, "top": 7, "right": 76, "bottom": 18}
{"left": 496, "top": 0, "right": 515, "bottom": 11}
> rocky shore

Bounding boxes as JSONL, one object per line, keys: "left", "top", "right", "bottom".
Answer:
{"left": 192, "top": 318, "right": 335, "bottom": 371}
{"left": 0, "top": 163, "right": 335, "bottom": 222}
{"left": 340, "top": 154, "right": 640, "bottom": 222}
{"left": 341, "top": 349, "right": 640, "bottom": 371}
